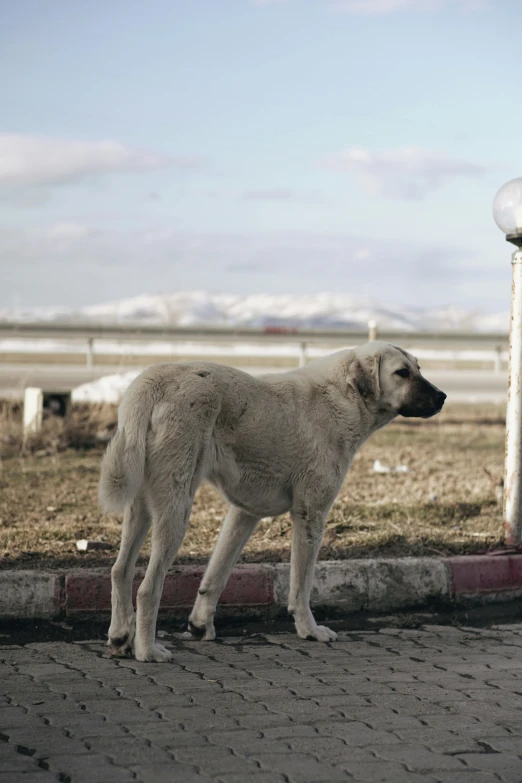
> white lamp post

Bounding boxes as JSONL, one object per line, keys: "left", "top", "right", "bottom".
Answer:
{"left": 493, "top": 177, "right": 522, "bottom": 545}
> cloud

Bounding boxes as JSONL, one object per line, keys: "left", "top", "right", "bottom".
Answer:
{"left": 170, "top": 156, "right": 209, "bottom": 171}
{"left": 0, "top": 222, "right": 482, "bottom": 312}
{"left": 0, "top": 134, "right": 188, "bottom": 189}
{"left": 47, "top": 222, "right": 90, "bottom": 241}
{"left": 226, "top": 262, "right": 262, "bottom": 273}
{"left": 321, "top": 146, "right": 486, "bottom": 199}
{"left": 242, "top": 188, "right": 297, "bottom": 200}
{"left": 253, "top": 0, "right": 488, "bottom": 11}
{"left": 241, "top": 188, "right": 324, "bottom": 203}
{"left": 331, "top": 0, "right": 488, "bottom": 13}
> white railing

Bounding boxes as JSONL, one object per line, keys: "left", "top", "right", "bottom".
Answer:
{"left": 0, "top": 320, "right": 510, "bottom": 373}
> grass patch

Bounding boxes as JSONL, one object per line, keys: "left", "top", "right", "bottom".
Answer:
{"left": 0, "top": 400, "right": 506, "bottom": 569}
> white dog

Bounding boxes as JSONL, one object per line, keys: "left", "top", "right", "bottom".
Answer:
{"left": 99, "top": 341, "right": 446, "bottom": 662}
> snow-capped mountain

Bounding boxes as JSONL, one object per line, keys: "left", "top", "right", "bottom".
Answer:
{"left": 0, "top": 291, "right": 509, "bottom": 333}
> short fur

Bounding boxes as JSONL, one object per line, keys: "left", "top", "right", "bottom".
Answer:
{"left": 100, "top": 341, "right": 446, "bottom": 662}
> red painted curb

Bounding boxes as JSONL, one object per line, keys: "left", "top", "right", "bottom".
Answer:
{"left": 66, "top": 564, "right": 273, "bottom": 615}
{"left": 449, "top": 555, "right": 522, "bottom": 595}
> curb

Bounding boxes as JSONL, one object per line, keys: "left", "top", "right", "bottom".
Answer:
{"left": 1, "top": 555, "right": 522, "bottom": 621}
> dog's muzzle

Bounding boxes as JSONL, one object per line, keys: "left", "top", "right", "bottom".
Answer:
{"left": 398, "top": 381, "right": 447, "bottom": 419}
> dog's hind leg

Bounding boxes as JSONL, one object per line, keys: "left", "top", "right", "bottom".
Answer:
{"left": 186, "top": 505, "right": 260, "bottom": 641}
{"left": 288, "top": 509, "right": 337, "bottom": 642}
{"left": 134, "top": 485, "right": 194, "bottom": 662}
{"left": 108, "top": 493, "right": 150, "bottom": 657}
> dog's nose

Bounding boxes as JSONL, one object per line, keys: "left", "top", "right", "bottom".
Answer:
{"left": 437, "top": 391, "right": 447, "bottom": 406}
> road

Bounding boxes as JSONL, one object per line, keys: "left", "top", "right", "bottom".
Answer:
{"left": 1, "top": 621, "right": 522, "bottom": 782}
{"left": 0, "top": 362, "right": 508, "bottom": 403}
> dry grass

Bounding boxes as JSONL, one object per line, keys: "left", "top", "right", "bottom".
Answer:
{"left": 0, "top": 400, "right": 507, "bottom": 569}
{"left": 0, "top": 399, "right": 118, "bottom": 459}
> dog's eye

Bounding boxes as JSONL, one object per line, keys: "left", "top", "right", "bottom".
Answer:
{"left": 395, "top": 368, "right": 410, "bottom": 378}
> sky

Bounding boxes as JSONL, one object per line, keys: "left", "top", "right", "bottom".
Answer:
{"left": 1, "top": 0, "right": 521, "bottom": 312}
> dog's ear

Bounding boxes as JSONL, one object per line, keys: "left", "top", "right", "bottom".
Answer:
{"left": 349, "top": 354, "right": 381, "bottom": 402}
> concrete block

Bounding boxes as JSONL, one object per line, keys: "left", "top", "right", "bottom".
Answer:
{"left": 271, "top": 561, "right": 368, "bottom": 612}
{"left": 365, "top": 558, "right": 450, "bottom": 612}
{"left": 0, "top": 571, "right": 62, "bottom": 619}
{"left": 23, "top": 387, "right": 72, "bottom": 434}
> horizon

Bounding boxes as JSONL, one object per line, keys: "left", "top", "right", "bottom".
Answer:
{"left": 0, "top": 289, "right": 510, "bottom": 334}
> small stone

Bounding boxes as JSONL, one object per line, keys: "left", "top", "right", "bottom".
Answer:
{"left": 76, "top": 539, "right": 112, "bottom": 551}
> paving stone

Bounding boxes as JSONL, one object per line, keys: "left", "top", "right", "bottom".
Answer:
{"left": 48, "top": 714, "right": 130, "bottom": 737}
{"left": 392, "top": 728, "right": 481, "bottom": 754}
{"left": 0, "top": 744, "right": 42, "bottom": 773}
{"left": 333, "top": 759, "right": 436, "bottom": 782}
{"left": 115, "top": 686, "right": 192, "bottom": 708}
{"left": 252, "top": 751, "right": 349, "bottom": 782}
{"left": 260, "top": 725, "right": 319, "bottom": 739}
{"left": 431, "top": 774, "right": 506, "bottom": 783}
{"left": 45, "top": 680, "right": 106, "bottom": 696}
{"left": 288, "top": 735, "right": 370, "bottom": 759}
{"left": 359, "top": 714, "right": 425, "bottom": 731}
{"left": 131, "top": 763, "right": 211, "bottom": 782}
{"left": 235, "top": 713, "right": 293, "bottom": 729}
{"left": 0, "top": 771, "right": 60, "bottom": 782}
{"left": 16, "top": 663, "right": 71, "bottom": 677}
{"left": 477, "top": 735, "right": 522, "bottom": 753}
{"left": 190, "top": 695, "right": 269, "bottom": 715}
{"left": 174, "top": 745, "right": 262, "bottom": 774}
{"left": 216, "top": 774, "right": 287, "bottom": 783}
{"left": 27, "top": 699, "right": 88, "bottom": 717}
{"left": 455, "top": 753, "right": 522, "bottom": 782}
{"left": 84, "top": 736, "right": 175, "bottom": 765}
{"left": 0, "top": 706, "right": 47, "bottom": 729}
{"left": 224, "top": 738, "right": 293, "bottom": 756}
{"left": 444, "top": 702, "right": 522, "bottom": 723}
{"left": 41, "top": 752, "right": 135, "bottom": 782}
{"left": 1, "top": 726, "right": 89, "bottom": 757}
{"left": 368, "top": 743, "right": 468, "bottom": 770}
{"left": 316, "top": 720, "right": 401, "bottom": 746}
{"left": 312, "top": 693, "right": 373, "bottom": 708}
{"left": 128, "top": 722, "right": 209, "bottom": 747}
{"left": 264, "top": 697, "right": 339, "bottom": 716}
{"left": 366, "top": 694, "right": 449, "bottom": 715}
{"left": 79, "top": 698, "right": 160, "bottom": 722}
{"left": 3, "top": 623, "right": 522, "bottom": 782}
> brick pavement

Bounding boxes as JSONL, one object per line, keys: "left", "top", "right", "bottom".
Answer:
{"left": 1, "top": 623, "right": 522, "bottom": 782}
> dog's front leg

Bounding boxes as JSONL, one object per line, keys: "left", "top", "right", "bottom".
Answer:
{"left": 288, "top": 509, "right": 337, "bottom": 642}
{"left": 186, "top": 506, "right": 260, "bottom": 641}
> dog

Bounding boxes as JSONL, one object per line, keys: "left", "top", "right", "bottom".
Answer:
{"left": 98, "top": 341, "right": 446, "bottom": 662}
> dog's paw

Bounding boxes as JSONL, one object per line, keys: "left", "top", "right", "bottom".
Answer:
{"left": 299, "top": 624, "right": 338, "bottom": 643}
{"left": 134, "top": 642, "right": 173, "bottom": 663}
{"left": 182, "top": 620, "right": 216, "bottom": 641}
{"left": 108, "top": 634, "right": 134, "bottom": 657}
{"left": 108, "top": 617, "right": 136, "bottom": 657}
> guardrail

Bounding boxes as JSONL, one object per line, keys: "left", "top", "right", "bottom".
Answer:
{"left": 0, "top": 320, "right": 510, "bottom": 371}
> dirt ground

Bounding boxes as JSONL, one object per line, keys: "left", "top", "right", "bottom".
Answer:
{"left": 0, "top": 401, "right": 507, "bottom": 569}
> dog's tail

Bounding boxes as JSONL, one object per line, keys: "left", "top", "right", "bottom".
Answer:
{"left": 98, "top": 376, "right": 156, "bottom": 513}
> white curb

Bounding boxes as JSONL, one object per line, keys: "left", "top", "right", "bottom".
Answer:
{"left": 270, "top": 558, "right": 450, "bottom": 613}
{"left": 0, "top": 571, "right": 61, "bottom": 619}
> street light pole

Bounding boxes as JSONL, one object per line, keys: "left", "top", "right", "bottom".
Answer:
{"left": 505, "top": 243, "right": 522, "bottom": 545}
{"left": 493, "top": 177, "right": 522, "bottom": 545}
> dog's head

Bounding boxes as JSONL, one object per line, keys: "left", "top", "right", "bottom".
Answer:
{"left": 348, "top": 341, "right": 446, "bottom": 419}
